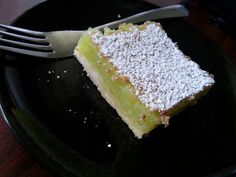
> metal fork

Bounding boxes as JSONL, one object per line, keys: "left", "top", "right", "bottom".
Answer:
{"left": 0, "top": 5, "right": 188, "bottom": 58}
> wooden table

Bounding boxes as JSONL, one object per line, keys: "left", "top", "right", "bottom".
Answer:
{"left": 1, "top": 0, "right": 235, "bottom": 177}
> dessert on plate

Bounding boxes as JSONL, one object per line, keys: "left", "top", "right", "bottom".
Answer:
{"left": 74, "top": 21, "right": 215, "bottom": 138}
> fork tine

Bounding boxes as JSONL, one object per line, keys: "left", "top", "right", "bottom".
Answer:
{"left": 0, "top": 45, "right": 53, "bottom": 58}
{"left": 0, "top": 24, "right": 44, "bottom": 37}
{"left": 0, "top": 38, "right": 52, "bottom": 51}
{"left": 0, "top": 31, "right": 47, "bottom": 44}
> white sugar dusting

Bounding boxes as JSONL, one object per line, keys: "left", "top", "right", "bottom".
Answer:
{"left": 91, "top": 23, "right": 215, "bottom": 112}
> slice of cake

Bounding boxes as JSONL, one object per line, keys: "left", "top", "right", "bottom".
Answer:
{"left": 74, "top": 22, "right": 215, "bottom": 138}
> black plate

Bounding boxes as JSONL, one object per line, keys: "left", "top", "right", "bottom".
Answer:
{"left": 1, "top": 0, "right": 236, "bottom": 177}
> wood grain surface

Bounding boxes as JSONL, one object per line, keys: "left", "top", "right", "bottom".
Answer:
{"left": 0, "top": 0, "right": 235, "bottom": 177}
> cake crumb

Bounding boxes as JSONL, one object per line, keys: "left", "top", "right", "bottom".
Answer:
{"left": 161, "top": 115, "right": 170, "bottom": 127}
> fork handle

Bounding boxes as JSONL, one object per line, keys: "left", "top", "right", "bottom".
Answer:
{"left": 96, "top": 5, "right": 189, "bottom": 29}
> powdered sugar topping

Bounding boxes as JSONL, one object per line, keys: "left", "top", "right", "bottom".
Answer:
{"left": 91, "top": 23, "right": 214, "bottom": 112}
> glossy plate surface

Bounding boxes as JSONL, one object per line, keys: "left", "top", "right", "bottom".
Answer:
{"left": 1, "top": 0, "right": 236, "bottom": 177}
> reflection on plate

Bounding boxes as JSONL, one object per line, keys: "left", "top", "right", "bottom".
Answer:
{"left": 0, "top": 0, "right": 236, "bottom": 177}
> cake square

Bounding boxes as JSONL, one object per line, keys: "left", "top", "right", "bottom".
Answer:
{"left": 74, "top": 22, "right": 215, "bottom": 138}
